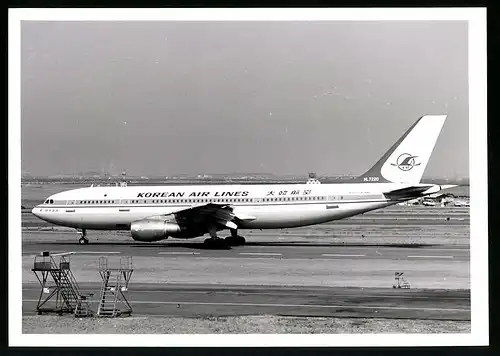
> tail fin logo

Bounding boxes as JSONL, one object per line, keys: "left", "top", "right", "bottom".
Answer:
{"left": 390, "top": 153, "right": 421, "bottom": 171}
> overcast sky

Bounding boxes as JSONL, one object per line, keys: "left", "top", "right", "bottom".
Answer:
{"left": 21, "top": 21, "right": 469, "bottom": 178}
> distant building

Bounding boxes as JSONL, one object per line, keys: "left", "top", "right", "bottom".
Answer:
{"left": 306, "top": 172, "right": 321, "bottom": 184}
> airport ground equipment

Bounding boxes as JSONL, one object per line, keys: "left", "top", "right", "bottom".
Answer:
{"left": 32, "top": 251, "right": 94, "bottom": 316}
{"left": 393, "top": 272, "right": 411, "bottom": 289}
{"left": 97, "top": 256, "right": 133, "bottom": 317}
{"left": 74, "top": 293, "right": 94, "bottom": 318}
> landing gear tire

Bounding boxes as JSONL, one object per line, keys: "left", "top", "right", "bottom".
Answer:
{"left": 79, "top": 237, "right": 89, "bottom": 245}
{"left": 225, "top": 235, "right": 246, "bottom": 246}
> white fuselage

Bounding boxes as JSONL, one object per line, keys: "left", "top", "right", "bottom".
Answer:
{"left": 31, "top": 182, "right": 429, "bottom": 236}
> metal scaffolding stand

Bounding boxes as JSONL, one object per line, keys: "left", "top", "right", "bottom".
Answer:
{"left": 31, "top": 252, "right": 94, "bottom": 317}
{"left": 393, "top": 272, "right": 411, "bottom": 289}
{"left": 97, "top": 256, "right": 133, "bottom": 317}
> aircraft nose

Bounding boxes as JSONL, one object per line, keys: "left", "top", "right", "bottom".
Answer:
{"left": 31, "top": 207, "right": 40, "bottom": 218}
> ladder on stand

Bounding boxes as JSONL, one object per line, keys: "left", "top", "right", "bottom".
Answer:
{"left": 32, "top": 252, "right": 93, "bottom": 317}
{"left": 74, "top": 294, "right": 94, "bottom": 318}
{"left": 393, "top": 272, "right": 411, "bottom": 289}
{"left": 97, "top": 256, "right": 133, "bottom": 317}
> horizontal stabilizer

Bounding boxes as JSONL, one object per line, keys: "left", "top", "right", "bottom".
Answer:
{"left": 384, "top": 184, "right": 457, "bottom": 200}
{"left": 383, "top": 185, "right": 434, "bottom": 200}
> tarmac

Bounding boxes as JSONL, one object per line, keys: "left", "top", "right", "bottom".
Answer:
{"left": 22, "top": 283, "right": 470, "bottom": 321}
{"left": 22, "top": 233, "right": 469, "bottom": 261}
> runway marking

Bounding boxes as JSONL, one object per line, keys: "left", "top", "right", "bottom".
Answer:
{"left": 322, "top": 254, "right": 366, "bottom": 257}
{"left": 74, "top": 251, "right": 121, "bottom": 254}
{"left": 23, "top": 251, "right": 64, "bottom": 256}
{"left": 22, "top": 289, "right": 470, "bottom": 300}
{"left": 239, "top": 253, "right": 283, "bottom": 256}
{"left": 21, "top": 299, "right": 470, "bottom": 312}
{"left": 407, "top": 255, "right": 454, "bottom": 259}
{"left": 158, "top": 252, "right": 201, "bottom": 255}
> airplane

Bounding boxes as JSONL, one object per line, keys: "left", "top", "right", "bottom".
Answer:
{"left": 32, "top": 114, "right": 455, "bottom": 247}
{"left": 422, "top": 200, "right": 437, "bottom": 207}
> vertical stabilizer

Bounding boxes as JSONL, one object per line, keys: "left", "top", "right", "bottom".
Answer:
{"left": 353, "top": 115, "right": 447, "bottom": 184}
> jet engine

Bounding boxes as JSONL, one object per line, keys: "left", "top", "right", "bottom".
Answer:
{"left": 130, "top": 218, "right": 182, "bottom": 242}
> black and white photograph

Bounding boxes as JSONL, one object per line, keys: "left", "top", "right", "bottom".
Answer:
{"left": 9, "top": 8, "right": 488, "bottom": 347}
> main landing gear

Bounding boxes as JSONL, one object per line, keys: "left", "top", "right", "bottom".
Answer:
{"left": 203, "top": 228, "right": 246, "bottom": 248}
{"left": 225, "top": 229, "right": 246, "bottom": 246}
{"left": 78, "top": 229, "right": 89, "bottom": 245}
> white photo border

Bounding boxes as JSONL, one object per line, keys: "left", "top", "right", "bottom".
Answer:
{"left": 8, "top": 7, "right": 488, "bottom": 347}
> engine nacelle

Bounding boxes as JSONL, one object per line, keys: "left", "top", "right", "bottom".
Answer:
{"left": 130, "top": 219, "right": 182, "bottom": 242}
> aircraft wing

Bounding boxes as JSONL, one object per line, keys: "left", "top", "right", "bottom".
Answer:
{"left": 150, "top": 203, "right": 255, "bottom": 230}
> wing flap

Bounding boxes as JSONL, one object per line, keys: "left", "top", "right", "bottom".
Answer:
{"left": 233, "top": 213, "right": 257, "bottom": 222}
